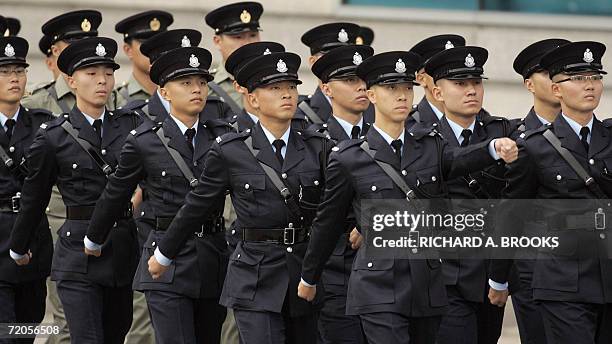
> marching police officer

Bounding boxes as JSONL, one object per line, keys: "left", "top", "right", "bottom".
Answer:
{"left": 85, "top": 46, "right": 230, "bottom": 344}
{"left": 148, "top": 50, "right": 330, "bottom": 344}
{"left": 38, "top": 35, "right": 59, "bottom": 82}
{"left": 298, "top": 50, "right": 519, "bottom": 344}
{"left": 0, "top": 33, "right": 53, "bottom": 344}
{"left": 114, "top": 10, "right": 174, "bottom": 107}
{"left": 407, "top": 34, "right": 466, "bottom": 129}
{"left": 488, "top": 41, "right": 612, "bottom": 344}
{"left": 508, "top": 38, "right": 570, "bottom": 344}
{"left": 308, "top": 43, "right": 375, "bottom": 344}
{"left": 9, "top": 37, "right": 142, "bottom": 344}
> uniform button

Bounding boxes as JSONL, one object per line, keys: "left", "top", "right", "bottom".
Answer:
{"left": 101, "top": 149, "right": 106, "bottom": 155}
{"left": 402, "top": 170, "right": 407, "bottom": 176}
{"left": 193, "top": 161, "right": 198, "bottom": 167}
{"left": 367, "top": 262, "right": 373, "bottom": 268}
{"left": 244, "top": 183, "right": 250, "bottom": 190}
{"left": 161, "top": 171, "right": 166, "bottom": 177}
{"left": 72, "top": 163, "right": 78, "bottom": 169}
{"left": 589, "top": 159, "right": 595, "bottom": 165}
{"left": 281, "top": 173, "right": 287, "bottom": 179}
{"left": 46, "top": 207, "right": 50, "bottom": 213}
{"left": 152, "top": 241, "right": 156, "bottom": 246}
{"left": 246, "top": 129, "right": 251, "bottom": 133}
{"left": 371, "top": 185, "right": 377, "bottom": 191}
{"left": 556, "top": 174, "right": 562, "bottom": 181}
{"left": 9, "top": 146, "right": 14, "bottom": 153}
{"left": 237, "top": 254, "right": 241, "bottom": 259}
{"left": 66, "top": 231, "right": 71, "bottom": 237}
{"left": 412, "top": 248, "right": 418, "bottom": 253}
{"left": 141, "top": 211, "right": 145, "bottom": 216}
{"left": 286, "top": 247, "right": 293, "bottom": 253}
{"left": 314, "top": 180, "right": 319, "bottom": 186}
{"left": 231, "top": 230, "right": 236, "bottom": 235}
{"left": 431, "top": 176, "right": 437, "bottom": 182}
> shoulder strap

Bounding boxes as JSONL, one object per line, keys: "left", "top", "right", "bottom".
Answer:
{"left": 60, "top": 121, "right": 113, "bottom": 176}
{"left": 119, "top": 86, "right": 132, "bottom": 105}
{"left": 208, "top": 81, "right": 242, "bottom": 115}
{"left": 46, "top": 86, "right": 71, "bottom": 113}
{"left": 298, "top": 101, "right": 324, "bottom": 125}
{"left": 542, "top": 129, "right": 607, "bottom": 198}
{"left": 360, "top": 141, "right": 418, "bottom": 201}
{"left": 155, "top": 127, "right": 199, "bottom": 188}
{"left": 140, "top": 104, "right": 156, "bottom": 121}
{"left": 411, "top": 110, "right": 421, "bottom": 123}
{"left": 0, "top": 144, "right": 14, "bottom": 170}
{"left": 243, "top": 136, "right": 303, "bottom": 219}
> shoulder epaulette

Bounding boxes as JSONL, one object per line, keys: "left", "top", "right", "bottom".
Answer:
{"left": 299, "top": 128, "right": 328, "bottom": 141}
{"left": 30, "top": 80, "right": 55, "bottom": 93}
{"left": 42, "top": 114, "right": 67, "bottom": 130}
{"left": 217, "top": 130, "right": 249, "bottom": 145}
{"left": 602, "top": 118, "right": 612, "bottom": 128}
{"left": 131, "top": 120, "right": 157, "bottom": 136}
{"left": 335, "top": 138, "right": 364, "bottom": 152}
{"left": 523, "top": 124, "right": 550, "bottom": 139}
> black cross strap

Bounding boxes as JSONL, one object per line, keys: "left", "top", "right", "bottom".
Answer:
{"left": 60, "top": 121, "right": 113, "bottom": 176}
{"left": 298, "top": 101, "right": 324, "bottom": 125}
{"left": 154, "top": 127, "right": 199, "bottom": 188}
{"left": 208, "top": 81, "right": 242, "bottom": 115}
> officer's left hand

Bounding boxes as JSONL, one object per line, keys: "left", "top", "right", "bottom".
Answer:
{"left": 14, "top": 250, "right": 32, "bottom": 266}
{"left": 494, "top": 138, "right": 519, "bottom": 163}
{"left": 297, "top": 281, "right": 317, "bottom": 302}
{"left": 148, "top": 255, "right": 169, "bottom": 279}
{"left": 488, "top": 287, "right": 509, "bottom": 307}
{"left": 349, "top": 228, "right": 363, "bottom": 250}
{"left": 84, "top": 247, "right": 101, "bottom": 257}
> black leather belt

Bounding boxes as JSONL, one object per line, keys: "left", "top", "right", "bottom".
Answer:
{"left": 155, "top": 215, "right": 225, "bottom": 237}
{"left": 242, "top": 226, "right": 309, "bottom": 245}
{"left": 0, "top": 193, "right": 20, "bottom": 213}
{"left": 66, "top": 203, "right": 133, "bottom": 220}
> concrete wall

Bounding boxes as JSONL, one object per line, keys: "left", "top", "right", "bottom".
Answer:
{"left": 2, "top": 0, "right": 612, "bottom": 117}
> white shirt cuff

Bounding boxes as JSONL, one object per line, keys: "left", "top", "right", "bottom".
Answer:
{"left": 488, "top": 139, "right": 500, "bottom": 160}
{"left": 488, "top": 279, "right": 508, "bottom": 291}
{"left": 154, "top": 247, "right": 173, "bottom": 266}
{"left": 9, "top": 249, "right": 26, "bottom": 261}
{"left": 301, "top": 278, "right": 315, "bottom": 287}
{"left": 84, "top": 236, "right": 102, "bottom": 251}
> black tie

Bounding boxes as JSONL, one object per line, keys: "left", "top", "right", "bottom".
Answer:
{"left": 272, "top": 139, "right": 285, "bottom": 166}
{"left": 185, "top": 128, "right": 196, "bottom": 152}
{"left": 580, "top": 126, "right": 590, "bottom": 153}
{"left": 5, "top": 118, "right": 15, "bottom": 141}
{"left": 351, "top": 125, "right": 361, "bottom": 139}
{"left": 460, "top": 129, "right": 472, "bottom": 147}
{"left": 92, "top": 119, "right": 102, "bottom": 141}
{"left": 391, "top": 139, "right": 403, "bottom": 161}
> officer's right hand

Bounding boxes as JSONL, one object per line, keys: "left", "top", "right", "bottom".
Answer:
{"left": 84, "top": 247, "right": 101, "bottom": 257}
{"left": 494, "top": 138, "right": 519, "bottom": 163}
{"left": 14, "top": 250, "right": 32, "bottom": 266}
{"left": 488, "top": 287, "right": 509, "bottom": 307}
{"left": 349, "top": 228, "right": 363, "bottom": 250}
{"left": 297, "top": 281, "right": 317, "bottom": 302}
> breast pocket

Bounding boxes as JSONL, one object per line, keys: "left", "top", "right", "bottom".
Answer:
{"left": 226, "top": 244, "right": 265, "bottom": 300}
{"left": 64, "top": 158, "right": 95, "bottom": 194}
{"left": 232, "top": 174, "right": 266, "bottom": 216}
{"left": 416, "top": 166, "right": 443, "bottom": 197}
{"left": 355, "top": 175, "right": 395, "bottom": 199}
{"left": 151, "top": 166, "right": 184, "bottom": 204}
{"left": 541, "top": 165, "right": 579, "bottom": 193}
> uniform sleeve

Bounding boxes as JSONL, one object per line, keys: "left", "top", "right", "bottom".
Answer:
{"left": 87, "top": 134, "right": 145, "bottom": 245}
{"left": 441, "top": 139, "right": 497, "bottom": 180}
{"left": 9, "top": 128, "right": 57, "bottom": 255}
{"left": 301, "top": 152, "right": 355, "bottom": 285}
{"left": 157, "top": 142, "right": 231, "bottom": 259}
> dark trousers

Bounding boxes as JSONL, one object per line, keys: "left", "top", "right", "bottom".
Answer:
{"left": 511, "top": 272, "right": 547, "bottom": 344}
{"left": 0, "top": 278, "right": 47, "bottom": 344}
{"left": 318, "top": 285, "right": 366, "bottom": 344}
{"left": 437, "top": 285, "right": 504, "bottom": 344}
{"left": 233, "top": 309, "right": 318, "bottom": 344}
{"left": 56, "top": 279, "right": 132, "bottom": 344}
{"left": 360, "top": 312, "right": 440, "bottom": 344}
{"left": 145, "top": 290, "right": 226, "bottom": 344}
{"left": 539, "top": 300, "right": 611, "bottom": 344}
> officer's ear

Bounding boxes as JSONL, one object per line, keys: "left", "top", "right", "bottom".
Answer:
{"left": 415, "top": 70, "right": 427, "bottom": 89}
{"left": 308, "top": 54, "right": 320, "bottom": 68}
{"left": 551, "top": 79, "right": 563, "bottom": 100}
{"left": 159, "top": 86, "right": 171, "bottom": 102}
{"left": 123, "top": 42, "right": 133, "bottom": 59}
{"left": 66, "top": 74, "right": 76, "bottom": 89}
{"left": 524, "top": 78, "right": 535, "bottom": 94}
{"left": 366, "top": 88, "right": 376, "bottom": 104}
{"left": 321, "top": 82, "right": 332, "bottom": 98}
{"left": 247, "top": 89, "right": 260, "bottom": 110}
{"left": 212, "top": 35, "right": 222, "bottom": 51}
{"left": 233, "top": 80, "right": 246, "bottom": 94}
{"left": 432, "top": 81, "right": 444, "bottom": 103}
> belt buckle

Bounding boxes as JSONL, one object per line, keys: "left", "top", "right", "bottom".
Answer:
{"left": 283, "top": 227, "right": 295, "bottom": 245}
{"left": 11, "top": 192, "right": 21, "bottom": 213}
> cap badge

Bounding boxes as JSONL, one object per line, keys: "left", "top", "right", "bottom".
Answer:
{"left": 4, "top": 44, "right": 15, "bottom": 57}
{"left": 95, "top": 43, "right": 107, "bottom": 57}
{"left": 181, "top": 36, "right": 191, "bottom": 48}
{"left": 150, "top": 18, "right": 161, "bottom": 31}
{"left": 277, "top": 59, "right": 288, "bottom": 73}
{"left": 189, "top": 54, "right": 200, "bottom": 68}
{"left": 240, "top": 10, "right": 251, "bottom": 24}
{"left": 395, "top": 58, "right": 406, "bottom": 73}
{"left": 445, "top": 40, "right": 454, "bottom": 49}
{"left": 583, "top": 48, "right": 594, "bottom": 63}
{"left": 465, "top": 53, "right": 475, "bottom": 68}
{"left": 353, "top": 52, "right": 363, "bottom": 65}
{"left": 356, "top": 36, "right": 364, "bottom": 45}
{"left": 338, "top": 29, "right": 349, "bottom": 43}
{"left": 81, "top": 19, "right": 91, "bottom": 32}
{"left": 263, "top": 48, "right": 271, "bottom": 55}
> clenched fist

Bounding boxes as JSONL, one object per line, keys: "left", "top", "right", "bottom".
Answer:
{"left": 494, "top": 138, "right": 519, "bottom": 163}
{"left": 297, "top": 281, "right": 317, "bottom": 302}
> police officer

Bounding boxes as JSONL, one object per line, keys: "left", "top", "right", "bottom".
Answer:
{"left": 308, "top": 43, "right": 375, "bottom": 344}
{"left": 508, "top": 38, "right": 570, "bottom": 344}
{"left": 148, "top": 51, "right": 330, "bottom": 344}
{"left": 205, "top": 1, "right": 264, "bottom": 113}
{"left": 9, "top": 37, "right": 142, "bottom": 344}
{"left": 355, "top": 26, "right": 374, "bottom": 46}
{"left": 424, "top": 45, "right": 514, "bottom": 344}
{"left": 488, "top": 41, "right": 612, "bottom": 344}
{"left": 85, "top": 46, "right": 229, "bottom": 344}
{"left": 38, "top": 35, "right": 59, "bottom": 81}
{"left": 407, "top": 34, "right": 466, "bottom": 129}
{"left": 114, "top": 10, "right": 174, "bottom": 107}
{"left": 4, "top": 17, "right": 20, "bottom": 37}
{"left": 0, "top": 33, "right": 53, "bottom": 344}
{"left": 298, "top": 50, "right": 519, "bottom": 344}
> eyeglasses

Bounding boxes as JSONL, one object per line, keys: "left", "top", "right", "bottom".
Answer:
{"left": 556, "top": 74, "right": 604, "bottom": 83}
{"left": 0, "top": 68, "right": 27, "bottom": 77}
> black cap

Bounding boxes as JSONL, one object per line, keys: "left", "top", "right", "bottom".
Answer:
{"left": 236, "top": 52, "right": 301, "bottom": 92}
{"left": 57, "top": 37, "right": 119, "bottom": 75}
{"left": 115, "top": 10, "right": 173, "bottom": 41}
{"left": 39, "top": 35, "right": 53, "bottom": 57}
{"left": 205, "top": 2, "right": 263, "bottom": 35}
{"left": 513, "top": 39, "right": 570, "bottom": 79}
{"left": 425, "top": 46, "right": 488, "bottom": 82}
{"left": 5, "top": 17, "right": 20, "bottom": 37}
{"left": 410, "top": 34, "right": 466, "bottom": 68}
{"left": 0, "top": 16, "right": 7, "bottom": 37}
{"left": 356, "top": 26, "right": 374, "bottom": 46}
{"left": 225, "top": 41, "right": 285, "bottom": 79}
{"left": 140, "top": 29, "right": 202, "bottom": 63}
{"left": 301, "top": 22, "right": 361, "bottom": 55}
{"left": 150, "top": 47, "right": 213, "bottom": 86}
{"left": 312, "top": 44, "right": 374, "bottom": 83}
{"left": 0, "top": 36, "right": 29, "bottom": 67}
{"left": 42, "top": 10, "right": 101, "bottom": 44}
{"left": 540, "top": 41, "right": 607, "bottom": 78}
{"left": 356, "top": 51, "right": 421, "bottom": 88}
